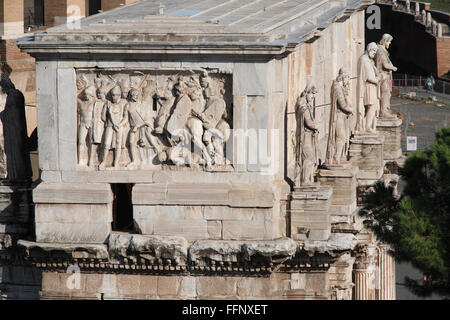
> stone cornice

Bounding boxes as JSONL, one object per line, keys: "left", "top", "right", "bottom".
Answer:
{"left": 16, "top": 37, "right": 291, "bottom": 58}
{"left": 6, "top": 236, "right": 360, "bottom": 275}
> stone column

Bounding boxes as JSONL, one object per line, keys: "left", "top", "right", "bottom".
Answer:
{"left": 353, "top": 269, "right": 376, "bottom": 300}
{"left": 353, "top": 244, "right": 377, "bottom": 300}
{"left": 376, "top": 244, "right": 396, "bottom": 300}
{"left": 0, "top": 0, "right": 24, "bottom": 40}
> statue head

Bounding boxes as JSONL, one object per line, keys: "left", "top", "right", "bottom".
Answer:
{"left": 76, "top": 74, "right": 88, "bottom": 91}
{"left": 128, "top": 88, "right": 140, "bottom": 102}
{"left": 186, "top": 78, "right": 203, "bottom": 101}
{"left": 0, "top": 77, "right": 15, "bottom": 95}
{"left": 199, "top": 71, "right": 210, "bottom": 89}
{"left": 173, "top": 79, "right": 186, "bottom": 97}
{"left": 379, "top": 34, "right": 393, "bottom": 49}
{"left": 0, "top": 62, "right": 12, "bottom": 80}
{"left": 111, "top": 85, "right": 122, "bottom": 103}
{"left": 366, "top": 42, "right": 378, "bottom": 59}
{"left": 200, "top": 71, "right": 215, "bottom": 99}
{"left": 94, "top": 76, "right": 103, "bottom": 89}
{"left": 302, "top": 84, "right": 317, "bottom": 106}
{"left": 97, "top": 87, "right": 107, "bottom": 100}
{"left": 337, "top": 67, "right": 350, "bottom": 90}
{"left": 82, "top": 86, "right": 96, "bottom": 102}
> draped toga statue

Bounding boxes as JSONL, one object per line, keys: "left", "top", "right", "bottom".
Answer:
{"left": 325, "top": 67, "right": 353, "bottom": 166}
{"left": 0, "top": 77, "right": 32, "bottom": 183}
{"left": 356, "top": 42, "right": 380, "bottom": 133}
{"left": 375, "top": 34, "right": 398, "bottom": 119}
{"left": 294, "top": 85, "right": 319, "bottom": 187}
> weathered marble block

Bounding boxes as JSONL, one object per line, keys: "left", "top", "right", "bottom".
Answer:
{"left": 33, "top": 183, "right": 113, "bottom": 244}
{"left": 317, "top": 166, "right": 358, "bottom": 216}
{"left": 289, "top": 187, "right": 332, "bottom": 241}
{"left": 376, "top": 117, "right": 403, "bottom": 161}
{"left": 349, "top": 133, "right": 385, "bottom": 186}
{"left": 132, "top": 183, "right": 278, "bottom": 240}
{"left": 132, "top": 183, "right": 274, "bottom": 207}
{"left": 134, "top": 204, "right": 281, "bottom": 241}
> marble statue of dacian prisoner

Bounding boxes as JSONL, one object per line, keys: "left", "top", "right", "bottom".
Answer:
{"left": 356, "top": 42, "right": 380, "bottom": 133}
{"left": 98, "top": 85, "right": 128, "bottom": 169}
{"left": 92, "top": 87, "right": 107, "bottom": 146}
{"left": 375, "top": 34, "right": 398, "bottom": 119}
{"left": 0, "top": 77, "right": 33, "bottom": 183}
{"left": 325, "top": 67, "right": 353, "bottom": 166}
{"left": 294, "top": 84, "right": 319, "bottom": 187}
{"left": 126, "top": 88, "right": 166, "bottom": 168}
{"left": 77, "top": 85, "right": 96, "bottom": 166}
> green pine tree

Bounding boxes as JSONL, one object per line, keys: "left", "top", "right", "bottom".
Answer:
{"left": 359, "top": 126, "right": 450, "bottom": 298}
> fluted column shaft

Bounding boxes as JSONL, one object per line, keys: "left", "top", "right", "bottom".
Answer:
{"left": 353, "top": 269, "right": 376, "bottom": 300}
{"left": 376, "top": 245, "right": 396, "bottom": 300}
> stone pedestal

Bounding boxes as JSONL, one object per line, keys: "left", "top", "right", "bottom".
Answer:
{"left": 349, "top": 132, "right": 385, "bottom": 186}
{"left": 376, "top": 117, "right": 403, "bottom": 162}
{"left": 0, "top": 182, "right": 33, "bottom": 238}
{"left": 289, "top": 186, "right": 332, "bottom": 241}
{"left": 376, "top": 244, "right": 396, "bottom": 300}
{"left": 317, "top": 165, "right": 358, "bottom": 221}
{"left": 33, "top": 183, "right": 113, "bottom": 244}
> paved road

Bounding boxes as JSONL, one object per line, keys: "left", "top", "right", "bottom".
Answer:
{"left": 391, "top": 96, "right": 450, "bottom": 152}
{"left": 390, "top": 97, "right": 449, "bottom": 300}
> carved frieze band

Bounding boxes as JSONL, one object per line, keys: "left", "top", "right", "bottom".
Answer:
{"left": 76, "top": 69, "right": 233, "bottom": 171}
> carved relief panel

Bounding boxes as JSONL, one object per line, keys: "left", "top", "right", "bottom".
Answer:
{"left": 75, "top": 69, "right": 233, "bottom": 171}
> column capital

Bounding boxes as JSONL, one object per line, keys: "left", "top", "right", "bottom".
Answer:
{"left": 354, "top": 244, "right": 377, "bottom": 270}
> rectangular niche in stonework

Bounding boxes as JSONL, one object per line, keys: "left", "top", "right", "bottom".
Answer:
{"left": 76, "top": 69, "right": 233, "bottom": 172}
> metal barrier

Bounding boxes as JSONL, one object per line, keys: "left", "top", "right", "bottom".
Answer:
{"left": 392, "top": 73, "right": 450, "bottom": 96}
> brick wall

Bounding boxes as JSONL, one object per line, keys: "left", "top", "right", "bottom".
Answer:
{"left": 44, "top": 0, "right": 66, "bottom": 26}
{"left": 0, "top": 0, "right": 24, "bottom": 39}
{"left": 0, "top": 0, "right": 24, "bottom": 23}
{"left": 101, "top": 0, "right": 139, "bottom": 12}
{"left": 0, "top": 39, "right": 31, "bottom": 63}
{"left": 44, "top": 0, "right": 86, "bottom": 26}
{"left": 436, "top": 37, "right": 450, "bottom": 76}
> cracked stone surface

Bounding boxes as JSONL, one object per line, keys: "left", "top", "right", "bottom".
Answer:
{"left": 17, "top": 239, "right": 109, "bottom": 259}
{"left": 108, "top": 233, "right": 188, "bottom": 263}
{"left": 303, "top": 233, "right": 358, "bottom": 253}
{"left": 242, "top": 238, "right": 298, "bottom": 259}
{"left": 189, "top": 240, "right": 243, "bottom": 263}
